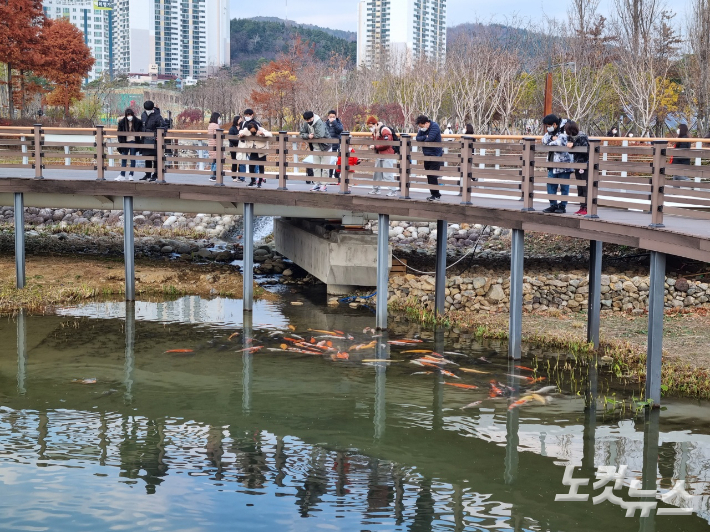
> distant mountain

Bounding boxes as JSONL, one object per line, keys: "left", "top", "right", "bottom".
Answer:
{"left": 447, "top": 22, "right": 546, "bottom": 59}
{"left": 230, "top": 18, "right": 357, "bottom": 74}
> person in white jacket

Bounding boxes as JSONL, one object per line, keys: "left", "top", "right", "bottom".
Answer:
{"left": 239, "top": 122, "right": 273, "bottom": 188}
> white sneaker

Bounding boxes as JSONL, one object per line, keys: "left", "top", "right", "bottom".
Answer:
{"left": 319, "top": 185, "right": 327, "bottom": 192}
{"left": 127, "top": 175, "right": 134, "bottom": 181}
{"left": 387, "top": 190, "right": 398, "bottom": 197}
{"left": 115, "top": 175, "right": 126, "bottom": 181}
{"left": 310, "top": 185, "right": 320, "bottom": 191}
{"left": 369, "top": 189, "right": 381, "bottom": 195}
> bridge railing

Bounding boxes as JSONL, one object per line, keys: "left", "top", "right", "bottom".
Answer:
{"left": 3, "top": 125, "right": 710, "bottom": 228}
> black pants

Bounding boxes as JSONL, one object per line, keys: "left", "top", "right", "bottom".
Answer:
{"left": 143, "top": 148, "right": 156, "bottom": 174}
{"left": 575, "top": 169, "right": 587, "bottom": 208}
{"left": 249, "top": 153, "right": 266, "bottom": 184}
{"left": 425, "top": 160, "right": 442, "bottom": 197}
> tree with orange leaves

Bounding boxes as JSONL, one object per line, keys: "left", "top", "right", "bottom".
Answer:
{"left": 39, "top": 18, "right": 94, "bottom": 119}
{"left": 0, "top": 0, "right": 45, "bottom": 118}
{"left": 251, "top": 58, "right": 298, "bottom": 130}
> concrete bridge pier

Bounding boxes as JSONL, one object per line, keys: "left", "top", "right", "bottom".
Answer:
{"left": 376, "top": 213, "right": 389, "bottom": 330}
{"left": 646, "top": 251, "right": 666, "bottom": 406}
{"left": 243, "top": 203, "right": 254, "bottom": 312}
{"left": 14, "top": 192, "right": 25, "bottom": 288}
{"left": 587, "top": 240, "right": 603, "bottom": 348}
{"left": 508, "top": 229, "right": 524, "bottom": 360}
{"left": 123, "top": 196, "right": 135, "bottom": 301}
{"left": 434, "top": 220, "right": 447, "bottom": 315}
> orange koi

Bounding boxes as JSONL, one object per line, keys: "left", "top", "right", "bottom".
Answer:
{"left": 401, "top": 349, "right": 433, "bottom": 354}
{"left": 508, "top": 396, "right": 534, "bottom": 410}
{"left": 351, "top": 341, "right": 377, "bottom": 351}
{"left": 515, "top": 365, "right": 535, "bottom": 372}
{"left": 165, "top": 349, "right": 194, "bottom": 353}
{"left": 333, "top": 330, "right": 345, "bottom": 335}
{"left": 460, "top": 368, "right": 489, "bottom": 375}
{"left": 308, "top": 329, "right": 339, "bottom": 335}
{"left": 280, "top": 343, "right": 288, "bottom": 350}
{"left": 236, "top": 346, "right": 263, "bottom": 354}
{"left": 228, "top": 332, "right": 240, "bottom": 341}
{"left": 439, "top": 369, "right": 460, "bottom": 379}
{"left": 444, "top": 382, "right": 478, "bottom": 390}
{"left": 288, "top": 325, "right": 296, "bottom": 331}
{"left": 331, "top": 352, "right": 349, "bottom": 360}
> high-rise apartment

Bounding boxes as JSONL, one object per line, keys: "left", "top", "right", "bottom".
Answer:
{"left": 357, "top": 0, "right": 447, "bottom": 69}
{"left": 43, "top": 0, "right": 230, "bottom": 82}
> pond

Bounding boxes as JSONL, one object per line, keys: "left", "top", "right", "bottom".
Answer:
{"left": 1, "top": 290, "right": 709, "bottom": 531}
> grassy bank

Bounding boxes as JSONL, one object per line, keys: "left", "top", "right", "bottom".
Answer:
{"left": 0, "top": 255, "right": 273, "bottom": 314}
{"left": 391, "top": 299, "right": 710, "bottom": 400}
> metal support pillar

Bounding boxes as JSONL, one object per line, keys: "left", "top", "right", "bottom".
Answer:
{"left": 646, "top": 251, "right": 666, "bottom": 406}
{"left": 17, "top": 309, "right": 26, "bottom": 395}
{"left": 14, "top": 192, "right": 25, "bottom": 288}
{"left": 376, "top": 213, "right": 389, "bottom": 330}
{"left": 123, "top": 196, "right": 135, "bottom": 301}
{"left": 434, "top": 220, "right": 447, "bottom": 315}
{"left": 243, "top": 203, "right": 254, "bottom": 312}
{"left": 587, "top": 240, "right": 603, "bottom": 348}
{"left": 124, "top": 302, "right": 135, "bottom": 403}
{"left": 508, "top": 228, "right": 524, "bottom": 359}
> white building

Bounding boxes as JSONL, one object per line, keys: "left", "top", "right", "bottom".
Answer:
{"left": 43, "top": 0, "right": 230, "bottom": 82}
{"left": 357, "top": 0, "right": 447, "bottom": 69}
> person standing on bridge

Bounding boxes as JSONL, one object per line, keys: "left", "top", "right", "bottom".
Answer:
{"left": 672, "top": 123, "right": 692, "bottom": 183}
{"left": 229, "top": 115, "right": 247, "bottom": 182}
{"left": 415, "top": 115, "right": 443, "bottom": 201}
{"left": 140, "top": 101, "right": 166, "bottom": 182}
{"left": 239, "top": 120, "right": 273, "bottom": 188}
{"left": 207, "top": 112, "right": 221, "bottom": 182}
{"left": 325, "top": 110, "right": 344, "bottom": 181}
{"left": 300, "top": 111, "right": 330, "bottom": 192}
{"left": 116, "top": 108, "right": 143, "bottom": 181}
{"left": 541, "top": 114, "right": 572, "bottom": 213}
{"left": 366, "top": 116, "right": 398, "bottom": 196}
{"left": 564, "top": 121, "right": 590, "bottom": 216}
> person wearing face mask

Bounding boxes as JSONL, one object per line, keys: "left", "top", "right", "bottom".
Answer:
{"left": 672, "top": 124, "right": 691, "bottom": 182}
{"left": 607, "top": 127, "right": 619, "bottom": 137}
{"left": 239, "top": 120, "right": 273, "bottom": 187}
{"left": 541, "top": 113, "right": 573, "bottom": 213}
{"left": 140, "top": 100, "right": 166, "bottom": 182}
{"left": 325, "top": 110, "right": 344, "bottom": 180}
{"left": 564, "top": 121, "right": 590, "bottom": 216}
{"left": 299, "top": 111, "right": 331, "bottom": 191}
{"left": 229, "top": 115, "right": 247, "bottom": 182}
{"left": 242, "top": 108, "right": 261, "bottom": 130}
{"left": 207, "top": 112, "right": 222, "bottom": 182}
{"left": 414, "top": 115, "right": 443, "bottom": 201}
{"left": 116, "top": 108, "right": 143, "bottom": 181}
{"left": 366, "top": 116, "right": 398, "bottom": 196}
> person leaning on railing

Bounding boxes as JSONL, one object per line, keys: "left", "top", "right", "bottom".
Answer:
{"left": 541, "top": 113, "right": 573, "bottom": 214}
{"left": 672, "top": 123, "right": 691, "bottom": 182}
{"left": 415, "top": 115, "right": 443, "bottom": 201}
{"left": 300, "top": 111, "right": 331, "bottom": 192}
{"left": 366, "top": 116, "right": 398, "bottom": 196}
{"left": 115, "top": 108, "right": 143, "bottom": 181}
{"left": 239, "top": 121, "right": 273, "bottom": 188}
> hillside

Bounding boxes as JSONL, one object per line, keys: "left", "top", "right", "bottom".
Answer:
{"left": 248, "top": 16, "right": 357, "bottom": 42}
{"left": 230, "top": 18, "right": 357, "bottom": 74}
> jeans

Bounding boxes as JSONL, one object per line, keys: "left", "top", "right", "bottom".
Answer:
{"left": 425, "top": 159, "right": 442, "bottom": 197}
{"left": 210, "top": 161, "right": 216, "bottom": 175}
{"left": 120, "top": 143, "right": 138, "bottom": 172}
{"left": 547, "top": 170, "right": 571, "bottom": 207}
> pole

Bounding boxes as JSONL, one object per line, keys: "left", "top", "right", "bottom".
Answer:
{"left": 508, "top": 228, "right": 524, "bottom": 359}
{"left": 587, "top": 240, "right": 603, "bottom": 348}
{"left": 434, "top": 220, "right": 447, "bottom": 315}
{"left": 17, "top": 309, "right": 26, "bottom": 395}
{"left": 646, "top": 251, "right": 666, "bottom": 406}
{"left": 243, "top": 203, "right": 254, "bottom": 312}
{"left": 543, "top": 72, "right": 553, "bottom": 117}
{"left": 376, "top": 213, "right": 389, "bottom": 330}
{"left": 124, "top": 301, "right": 135, "bottom": 403}
{"left": 14, "top": 192, "right": 25, "bottom": 289}
{"left": 123, "top": 196, "right": 135, "bottom": 301}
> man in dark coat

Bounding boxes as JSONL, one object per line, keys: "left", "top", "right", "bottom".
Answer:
{"left": 140, "top": 100, "right": 166, "bottom": 181}
{"left": 415, "top": 115, "right": 443, "bottom": 201}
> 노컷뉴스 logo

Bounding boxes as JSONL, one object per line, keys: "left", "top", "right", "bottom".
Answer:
{"left": 555, "top": 465, "right": 696, "bottom": 517}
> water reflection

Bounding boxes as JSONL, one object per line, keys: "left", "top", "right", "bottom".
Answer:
{"left": 1, "top": 296, "right": 710, "bottom": 531}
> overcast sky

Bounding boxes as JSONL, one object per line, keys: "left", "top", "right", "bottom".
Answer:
{"left": 228, "top": 0, "right": 623, "bottom": 32}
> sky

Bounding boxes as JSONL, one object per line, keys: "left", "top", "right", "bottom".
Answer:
{"left": 228, "top": 0, "right": 620, "bottom": 32}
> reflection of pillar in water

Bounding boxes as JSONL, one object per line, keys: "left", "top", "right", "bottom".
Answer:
{"left": 411, "top": 477, "right": 435, "bottom": 532}
{"left": 16, "top": 309, "right": 26, "bottom": 395}
{"left": 432, "top": 327, "right": 445, "bottom": 431}
{"left": 582, "top": 355, "right": 598, "bottom": 476}
{"left": 374, "top": 332, "right": 388, "bottom": 440}
{"left": 505, "top": 360, "right": 520, "bottom": 485}
{"left": 37, "top": 411, "right": 48, "bottom": 461}
{"left": 242, "top": 312, "right": 253, "bottom": 414}
{"left": 205, "top": 425, "right": 225, "bottom": 480}
{"left": 124, "top": 301, "right": 135, "bottom": 403}
{"left": 99, "top": 412, "right": 109, "bottom": 466}
{"left": 639, "top": 408, "right": 660, "bottom": 532}
{"left": 392, "top": 464, "right": 406, "bottom": 525}
{"left": 274, "top": 435, "right": 287, "bottom": 487}
{"left": 452, "top": 484, "right": 465, "bottom": 531}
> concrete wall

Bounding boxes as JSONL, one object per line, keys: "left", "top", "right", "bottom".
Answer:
{"left": 274, "top": 218, "right": 391, "bottom": 294}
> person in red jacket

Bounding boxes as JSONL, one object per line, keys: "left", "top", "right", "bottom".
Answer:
{"left": 336, "top": 148, "right": 359, "bottom": 184}
{"left": 366, "top": 116, "right": 398, "bottom": 196}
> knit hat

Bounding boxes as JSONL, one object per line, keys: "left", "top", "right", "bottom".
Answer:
{"left": 366, "top": 116, "right": 377, "bottom": 125}
{"left": 143, "top": 100, "right": 155, "bottom": 111}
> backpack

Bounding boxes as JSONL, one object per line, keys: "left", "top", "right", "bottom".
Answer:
{"left": 383, "top": 125, "right": 401, "bottom": 155}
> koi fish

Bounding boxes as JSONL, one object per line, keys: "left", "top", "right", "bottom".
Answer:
{"left": 445, "top": 351, "right": 466, "bottom": 356}
{"left": 459, "top": 368, "right": 489, "bottom": 374}
{"left": 266, "top": 348, "right": 286, "bottom": 352}
{"left": 411, "top": 371, "right": 434, "bottom": 376}
{"left": 410, "top": 360, "right": 425, "bottom": 366}
{"left": 351, "top": 341, "right": 377, "bottom": 351}
{"left": 422, "top": 355, "right": 458, "bottom": 366}
{"left": 524, "top": 393, "right": 547, "bottom": 405}
{"left": 506, "top": 373, "right": 531, "bottom": 381}
{"left": 286, "top": 348, "right": 323, "bottom": 355}
{"left": 509, "top": 396, "right": 534, "bottom": 410}
{"left": 331, "top": 352, "right": 349, "bottom": 360}
{"left": 444, "top": 382, "right": 478, "bottom": 390}
{"left": 478, "top": 357, "right": 491, "bottom": 363}
{"left": 363, "top": 327, "right": 373, "bottom": 334}
{"left": 165, "top": 349, "right": 194, "bottom": 353}
{"left": 236, "top": 346, "right": 263, "bottom": 354}
{"left": 461, "top": 401, "right": 483, "bottom": 409}
{"left": 515, "top": 365, "right": 535, "bottom": 372}
{"left": 316, "top": 335, "right": 346, "bottom": 339}
{"left": 439, "top": 369, "right": 460, "bottom": 379}
{"left": 228, "top": 332, "right": 240, "bottom": 341}
{"left": 72, "top": 378, "right": 97, "bottom": 385}
{"left": 489, "top": 381, "right": 503, "bottom": 397}
{"left": 401, "top": 349, "right": 433, "bottom": 354}
{"left": 333, "top": 330, "right": 345, "bottom": 335}
{"left": 533, "top": 386, "right": 558, "bottom": 395}
{"left": 308, "top": 329, "right": 339, "bottom": 335}
{"left": 288, "top": 325, "right": 296, "bottom": 331}
{"left": 362, "top": 359, "right": 401, "bottom": 363}
{"left": 402, "top": 339, "right": 423, "bottom": 343}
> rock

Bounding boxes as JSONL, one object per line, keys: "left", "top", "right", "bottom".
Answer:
{"left": 473, "top": 277, "right": 486, "bottom": 289}
{"left": 290, "top": 301, "right": 304, "bottom": 306}
{"left": 486, "top": 284, "right": 505, "bottom": 302}
{"left": 622, "top": 281, "right": 638, "bottom": 293}
{"left": 283, "top": 269, "right": 293, "bottom": 276}
{"left": 160, "top": 246, "right": 173, "bottom": 254}
{"left": 675, "top": 278, "right": 690, "bottom": 292}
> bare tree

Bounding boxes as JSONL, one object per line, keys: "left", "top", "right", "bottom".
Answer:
{"left": 613, "top": 0, "right": 663, "bottom": 54}
{"left": 683, "top": 0, "right": 710, "bottom": 134}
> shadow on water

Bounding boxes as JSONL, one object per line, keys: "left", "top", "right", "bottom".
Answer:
{"left": 0, "top": 292, "right": 709, "bottom": 531}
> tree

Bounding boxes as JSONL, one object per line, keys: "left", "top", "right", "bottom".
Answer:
{"left": 0, "top": 0, "right": 45, "bottom": 118}
{"left": 683, "top": 0, "right": 710, "bottom": 134}
{"left": 251, "top": 58, "right": 298, "bottom": 130}
{"left": 39, "top": 18, "right": 94, "bottom": 119}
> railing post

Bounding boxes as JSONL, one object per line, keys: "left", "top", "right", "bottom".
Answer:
{"left": 460, "top": 136, "right": 473, "bottom": 205}
{"left": 33, "top": 124, "right": 43, "bottom": 179}
{"left": 156, "top": 127, "right": 166, "bottom": 184}
{"left": 338, "top": 132, "right": 351, "bottom": 195}
{"left": 399, "top": 133, "right": 411, "bottom": 199}
{"left": 277, "top": 131, "right": 288, "bottom": 190}
{"left": 649, "top": 141, "right": 667, "bottom": 228}
{"left": 95, "top": 125, "right": 105, "bottom": 181}
{"left": 521, "top": 138, "right": 535, "bottom": 211}
{"left": 585, "top": 139, "right": 600, "bottom": 219}
{"left": 14, "top": 192, "right": 25, "bottom": 289}
{"left": 215, "top": 128, "right": 224, "bottom": 186}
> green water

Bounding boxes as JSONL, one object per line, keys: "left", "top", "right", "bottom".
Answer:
{"left": 1, "top": 292, "right": 709, "bottom": 531}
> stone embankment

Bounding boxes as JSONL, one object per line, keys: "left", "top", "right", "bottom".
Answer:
{"left": 388, "top": 273, "right": 710, "bottom": 313}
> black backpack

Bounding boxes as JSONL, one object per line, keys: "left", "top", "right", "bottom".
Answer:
{"left": 383, "top": 125, "right": 401, "bottom": 155}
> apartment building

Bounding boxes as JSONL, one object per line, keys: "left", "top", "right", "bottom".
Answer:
{"left": 43, "top": 0, "right": 230, "bottom": 82}
{"left": 357, "top": 0, "right": 447, "bottom": 69}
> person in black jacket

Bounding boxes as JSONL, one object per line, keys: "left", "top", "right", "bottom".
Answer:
{"left": 565, "top": 121, "right": 590, "bottom": 215}
{"left": 325, "top": 110, "right": 344, "bottom": 179}
{"left": 415, "top": 115, "right": 443, "bottom": 201}
{"left": 672, "top": 123, "right": 691, "bottom": 182}
{"left": 115, "top": 108, "right": 143, "bottom": 181}
{"left": 228, "top": 115, "right": 246, "bottom": 182}
{"left": 140, "top": 100, "right": 166, "bottom": 181}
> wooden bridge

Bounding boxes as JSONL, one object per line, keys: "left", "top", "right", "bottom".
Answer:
{"left": 2, "top": 124, "right": 710, "bottom": 405}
